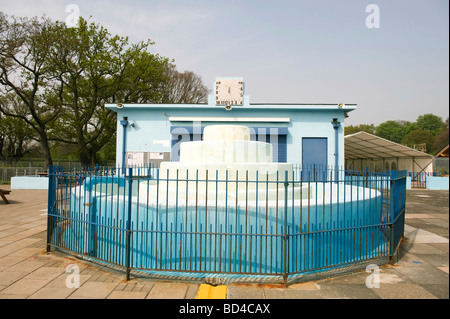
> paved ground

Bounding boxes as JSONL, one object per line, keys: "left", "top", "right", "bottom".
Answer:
{"left": 0, "top": 186, "right": 448, "bottom": 299}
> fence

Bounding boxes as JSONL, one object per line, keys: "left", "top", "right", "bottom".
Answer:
{"left": 0, "top": 167, "right": 48, "bottom": 184}
{"left": 0, "top": 161, "right": 116, "bottom": 184}
{"left": 46, "top": 165, "right": 407, "bottom": 285}
{"left": 434, "top": 157, "right": 449, "bottom": 175}
{"left": 408, "top": 171, "right": 435, "bottom": 189}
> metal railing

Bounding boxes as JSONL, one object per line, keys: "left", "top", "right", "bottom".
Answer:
{"left": 0, "top": 160, "right": 115, "bottom": 184}
{"left": 46, "top": 165, "right": 407, "bottom": 285}
{"left": 408, "top": 171, "right": 435, "bottom": 189}
{"left": 0, "top": 167, "right": 48, "bottom": 184}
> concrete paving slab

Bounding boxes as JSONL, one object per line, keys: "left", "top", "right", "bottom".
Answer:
{"left": 373, "top": 283, "right": 438, "bottom": 299}
{"left": 263, "top": 287, "right": 324, "bottom": 299}
{"left": 438, "top": 266, "right": 449, "bottom": 274}
{"left": 318, "top": 266, "right": 415, "bottom": 287}
{"left": 316, "top": 271, "right": 369, "bottom": 285}
{"left": 0, "top": 278, "right": 49, "bottom": 296}
{"left": 411, "top": 254, "right": 449, "bottom": 268}
{"left": 0, "top": 255, "right": 28, "bottom": 268}
{"left": 395, "top": 252, "right": 427, "bottom": 267}
{"left": 8, "top": 247, "right": 44, "bottom": 257}
{"left": 405, "top": 214, "right": 435, "bottom": 219}
{"left": 421, "top": 284, "right": 450, "bottom": 299}
{"left": 27, "top": 287, "right": 75, "bottom": 299}
{"left": 378, "top": 268, "right": 415, "bottom": 285}
{"left": 2, "top": 258, "right": 45, "bottom": 272}
{"left": 0, "top": 238, "right": 42, "bottom": 257}
{"left": 0, "top": 271, "right": 31, "bottom": 286}
{"left": 428, "top": 243, "right": 450, "bottom": 254}
{"left": 67, "top": 281, "right": 119, "bottom": 299}
{"left": 0, "top": 293, "right": 30, "bottom": 299}
{"left": 46, "top": 273, "right": 92, "bottom": 289}
{"left": 185, "top": 284, "right": 200, "bottom": 299}
{"left": 393, "top": 263, "right": 449, "bottom": 285}
{"left": 107, "top": 290, "right": 148, "bottom": 299}
{"left": 146, "top": 282, "right": 190, "bottom": 299}
{"left": 130, "top": 283, "right": 146, "bottom": 292}
{"left": 401, "top": 242, "right": 448, "bottom": 256}
{"left": 287, "top": 281, "right": 320, "bottom": 290}
{"left": 406, "top": 228, "right": 449, "bottom": 244}
{"left": 319, "top": 284, "right": 381, "bottom": 299}
{"left": 23, "top": 266, "right": 65, "bottom": 281}
{"left": 227, "top": 285, "right": 266, "bottom": 299}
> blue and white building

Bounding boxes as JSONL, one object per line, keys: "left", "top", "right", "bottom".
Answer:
{"left": 106, "top": 77, "right": 356, "bottom": 170}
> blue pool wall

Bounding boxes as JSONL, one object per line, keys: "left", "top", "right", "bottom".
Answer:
{"left": 63, "top": 182, "right": 386, "bottom": 275}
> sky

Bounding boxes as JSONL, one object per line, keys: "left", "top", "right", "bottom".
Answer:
{"left": 1, "top": 0, "right": 448, "bottom": 126}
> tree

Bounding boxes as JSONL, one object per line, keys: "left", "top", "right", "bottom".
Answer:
{"left": 374, "top": 121, "right": 407, "bottom": 143}
{"left": 432, "top": 128, "right": 449, "bottom": 154}
{"left": 397, "top": 120, "right": 418, "bottom": 137}
{"left": 1, "top": 13, "right": 174, "bottom": 166}
{"left": 344, "top": 124, "right": 376, "bottom": 135}
{"left": 416, "top": 114, "right": 445, "bottom": 136}
{"left": 0, "top": 97, "right": 37, "bottom": 161}
{"left": 47, "top": 18, "right": 173, "bottom": 165}
{"left": 160, "top": 66, "right": 210, "bottom": 103}
{"left": 401, "top": 128, "right": 435, "bottom": 152}
{"left": 0, "top": 13, "right": 62, "bottom": 168}
{"left": 1, "top": 12, "right": 212, "bottom": 166}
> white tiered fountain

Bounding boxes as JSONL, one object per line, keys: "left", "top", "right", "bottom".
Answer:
{"left": 140, "top": 125, "right": 306, "bottom": 203}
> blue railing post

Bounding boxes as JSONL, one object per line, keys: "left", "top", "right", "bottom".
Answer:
{"left": 120, "top": 118, "right": 128, "bottom": 175}
{"left": 388, "top": 171, "right": 395, "bottom": 259}
{"left": 46, "top": 165, "right": 57, "bottom": 252}
{"left": 388, "top": 170, "right": 407, "bottom": 264}
{"left": 283, "top": 170, "right": 289, "bottom": 286}
{"left": 125, "top": 167, "right": 133, "bottom": 280}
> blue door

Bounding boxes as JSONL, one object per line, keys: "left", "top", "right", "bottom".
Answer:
{"left": 302, "top": 138, "right": 328, "bottom": 181}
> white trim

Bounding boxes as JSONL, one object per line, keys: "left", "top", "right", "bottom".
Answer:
{"left": 168, "top": 116, "right": 291, "bottom": 123}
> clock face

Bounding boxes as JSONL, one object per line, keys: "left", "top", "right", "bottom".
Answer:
{"left": 215, "top": 79, "right": 244, "bottom": 106}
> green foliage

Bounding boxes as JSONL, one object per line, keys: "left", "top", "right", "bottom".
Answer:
{"left": 46, "top": 17, "right": 171, "bottom": 164}
{"left": 432, "top": 128, "right": 449, "bottom": 154}
{"left": 374, "top": 121, "right": 407, "bottom": 143}
{"left": 416, "top": 114, "right": 445, "bottom": 136}
{"left": 401, "top": 129, "right": 435, "bottom": 151}
{"left": 0, "top": 102, "right": 37, "bottom": 159}
{"left": 0, "top": 13, "right": 62, "bottom": 168}
{"left": 344, "top": 124, "right": 376, "bottom": 135}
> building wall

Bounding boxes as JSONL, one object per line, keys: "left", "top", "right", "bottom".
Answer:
{"left": 426, "top": 176, "right": 449, "bottom": 190}
{"left": 112, "top": 105, "right": 349, "bottom": 168}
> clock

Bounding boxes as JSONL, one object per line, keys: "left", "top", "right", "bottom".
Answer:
{"left": 215, "top": 78, "right": 244, "bottom": 106}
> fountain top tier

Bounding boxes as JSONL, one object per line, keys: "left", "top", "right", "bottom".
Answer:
{"left": 179, "top": 125, "right": 274, "bottom": 164}
{"left": 203, "top": 125, "right": 251, "bottom": 142}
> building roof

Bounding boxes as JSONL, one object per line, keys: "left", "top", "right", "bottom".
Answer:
{"left": 344, "top": 131, "right": 433, "bottom": 159}
{"left": 436, "top": 144, "right": 449, "bottom": 157}
{"left": 105, "top": 103, "right": 357, "bottom": 112}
